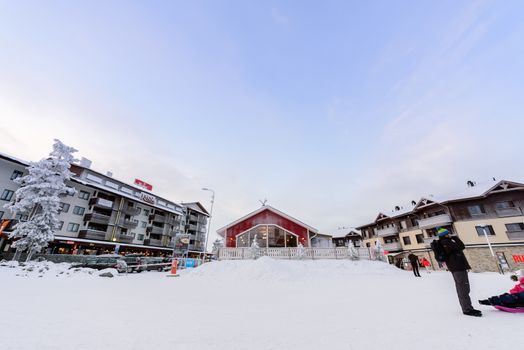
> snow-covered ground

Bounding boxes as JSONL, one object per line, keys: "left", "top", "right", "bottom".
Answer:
{"left": 0, "top": 258, "right": 521, "bottom": 350}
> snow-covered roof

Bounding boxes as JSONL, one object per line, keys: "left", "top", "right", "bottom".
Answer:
{"left": 216, "top": 205, "right": 318, "bottom": 236}
{"left": 182, "top": 202, "right": 210, "bottom": 216}
{"left": 0, "top": 152, "right": 29, "bottom": 166}
{"left": 330, "top": 230, "right": 362, "bottom": 239}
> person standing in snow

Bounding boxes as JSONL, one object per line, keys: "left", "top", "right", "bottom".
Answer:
{"left": 407, "top": 252, "right": 421, "bottom": 277}
{"left": 420, "top": 257, "right": 431, "bottom": 274}
{"left": 437, "top": 228, "right": 482, "bottom": 317}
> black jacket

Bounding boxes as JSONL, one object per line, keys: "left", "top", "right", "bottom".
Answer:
{"left": 439, "top": 235, "right": 471, "bottom": 272}
{"left": 407, "top": 253, "right": 419, "bottom": 266}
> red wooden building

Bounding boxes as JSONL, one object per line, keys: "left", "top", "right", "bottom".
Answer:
{"left": 217, "top": 206, "right": 318, "bottom": 248}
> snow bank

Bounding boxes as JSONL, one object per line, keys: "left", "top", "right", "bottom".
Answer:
{"left": 186, "top": 256, "right": 403, "bottom": 282}
{"left": 0, "top": 260, "right": 100, "bottom": 278}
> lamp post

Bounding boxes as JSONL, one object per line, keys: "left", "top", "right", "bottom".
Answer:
{"left": 202, "top": 187, "right": 215, "bottom": 264}
{"left": 480, "top": 223, "right": 501, "bottom": 273}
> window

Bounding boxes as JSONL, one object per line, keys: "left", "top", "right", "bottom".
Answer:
{"left": 59, "top": 202, "right": 70, "bottom": 213}
{"left": 56, "top": 221, "right": 64, "bottom": 230}
{"left": 415, "top": 234, "right": 424, "bottom": 244}
{"left": 475, "top": 225, "right": 495, "bottom": 236}
{"left": 495, "top": 201, "right": 514, "bottom": 210}
{"left": 467, "top": 205, "right": 485, "bottom": 216}
{"left": 505, "top": 223, "right": 524, "bottom": 232}
{"left": 10, "top": 170, "right": 23, "bottom": 180}
{"left": 78, "top": 191, "right": 90, "bottom": 200}
{"left": 0, "top": 211, "right": 3, "bottom": 220}
{"left": 73, "top": 206, "right": 85, "bottom": 215}
{"left": 141, "top": 221, "right": 147, "bottom": 228}
{"left": 67, "top": 223, "right": 80, "bottom": 232}
{"left": 1, "top": 189, "right": 14, "bottom": 201}
{"left": 410, "top": 218, "right": 418, "bottom": 227}
{"left": 137, "top": 234, "right": 144, "bottom": 241}
{"left": 143, "top": 209, "right": 149, "bottom": 216}
{"left": 366, "top": 242, "right": 370, "bottom": 247}
{"left": 136, "top": 208, "right": 142, "bottom": 215}
{"left": 402, "top": 236, "right": 411, "bottom": 245}
{"left": 400, "top": 220, "right": 407, "bottom": 229}
{"left": 15, "top": 213, "right": 29, "bottom": 221}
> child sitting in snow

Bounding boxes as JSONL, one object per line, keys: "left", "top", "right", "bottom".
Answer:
{"left": 509, "top": 270, "right": 524, "bottom": 294}
{"left": 478, "top": 270, "right": 524, "bottom": 308}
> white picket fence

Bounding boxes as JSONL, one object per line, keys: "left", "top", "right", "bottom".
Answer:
{"left": 218, "top": 247, "right": 375, "bottom": 260}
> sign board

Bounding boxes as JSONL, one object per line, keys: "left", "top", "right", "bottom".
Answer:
{"left": 140, "top": 192, "right": 156, "bottom": 205}
{"left": 185, "top": 259, "right": 196, "bottom": 268}
{"left": 496, "top": 252, "right": 510, "bottom": 271}
{"left": 134, "top": 179, "right": 153, "bottom": 191}
{"left": 513, "top": 255, "right": 524, "bottom": 263}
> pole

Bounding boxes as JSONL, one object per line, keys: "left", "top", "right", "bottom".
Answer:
{"left": 202, "top": 188, "right": 215, "bottom": 264}
{"left": 481, "top": 225, "right": 501, "bottom": 273}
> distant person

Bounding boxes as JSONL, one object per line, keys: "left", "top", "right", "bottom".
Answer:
{"left": 407, "top": 252, "right": 421, "bottom": 277}
{"left": 437, "top": 228, "right": 482, "bottom": 317}
{"left": 421, "top": 257, "right": 431, "bottom": 273}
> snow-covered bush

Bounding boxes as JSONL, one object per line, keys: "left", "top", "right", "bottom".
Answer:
{"left": 296, "top": 243, "right": 306, "bottom": 259}
{"left": 5, "top": 139, "right": 77, "bottom": 261}
{"left": 250, "top": 235, "right": 260, "bottom": 259}
{"left": 374, "top": 240, "right": 385, "bottom": 262}
{"left": 348, "top": 241, "right": 359, "bottom": 260}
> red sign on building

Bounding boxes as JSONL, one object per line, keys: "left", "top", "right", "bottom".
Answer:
{"left": 134, "top": 179, "right": 153, "bottom": 191}
{"left": 513, "top": 255, "right": 524, "bottom": 263}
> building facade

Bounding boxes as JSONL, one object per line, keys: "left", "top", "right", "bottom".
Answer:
{"left": 357, "top": 180, "right": 524, "bottom": 272}
{"left": 0, "top": 152, "right": 209, "bottom": 256}
{"left": 217, "top": 205, "right": 318, "bottom": 248}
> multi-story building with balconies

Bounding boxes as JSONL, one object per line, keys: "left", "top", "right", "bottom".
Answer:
{"left": 181, "top": 202, "right": 210, "bottom": 254}
{"left": 0, "top": 152, "right": 209, "bottom": 257}
{"left": 357, "top": 179, "right": 524, "bottom": 272}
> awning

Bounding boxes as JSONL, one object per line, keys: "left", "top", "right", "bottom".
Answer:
{"left": 53, "top": 236, "right": 173, "bottom": 251}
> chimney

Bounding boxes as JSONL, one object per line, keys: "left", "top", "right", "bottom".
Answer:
{"left": 106, "top": 171, "right": 113, "bottom": 178}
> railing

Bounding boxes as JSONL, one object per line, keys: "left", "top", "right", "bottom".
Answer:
{"left": 376, "top": 226, "right": 398, "bottom": 237}
{"left": 78, "top": 229, "right": 109, "bottom": 241}
{"left": 118, "top": 219, "right": 138, "bottom": 229}
{"left": 150, "top": 214, "right": 166, "bottom": 223}
{"left": 383, "top": 242, "right": 402, "bottom": 251}
{"left": 84, "top": 212, "right": 111, "bottom": 224}
{"left": 144, "top": 238, "right": 163, "bottom": 247}
{"left": 188, "top": 224, "right": 197, "bottom": 231}
{"left": 147, "top": 225, "right": 164, "bottom": 235}
{"left": 417, "top": 214, "right": 452, "bottom": 229}
{"left": 122, "top": 206, "right": 140, "bottom": 216}
{"left": 218, "top": 247, "right": 374, "bottom": 260}
{"left": 496, "top": 207, "right": 522, "bottom": 218}
{"left": 114, "top": 234, "right": 135, "bottom": 243}
{"left": 506, "top": 231, "right": 524, "bottom": 240}
{"left": 89, "top": 197, "right": 114, "bottom": 209}
{"left": 166, "top": 217, "right": 181, "bottom": 226}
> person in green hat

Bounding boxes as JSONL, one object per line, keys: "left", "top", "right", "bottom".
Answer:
{"left": 437, "top": 227, "right": 482, "bottom": 317}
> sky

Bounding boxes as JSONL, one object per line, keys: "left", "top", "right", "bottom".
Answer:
{"left": 1, "top": 0, "right": 524, "bottom": 243}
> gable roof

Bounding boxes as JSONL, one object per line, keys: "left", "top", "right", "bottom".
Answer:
{"left": 216, "top": 205, "right": 318, "bottom": 236}
{"left": 182, "top": 202, "right": 210, "bottom": 216}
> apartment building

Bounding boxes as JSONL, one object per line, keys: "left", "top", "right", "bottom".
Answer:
{"left": 181, "top": 202, "right": 210, "bottom": 253}
{"left": 357, "top": 179, "right": 524, "bottom": 272}
{"left": 0, "top": 152, "right": 209, "bottom": 256}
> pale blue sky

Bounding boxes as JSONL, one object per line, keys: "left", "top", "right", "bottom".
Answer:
{"left": 1, "top": 1, "right": 524, "bottom": 241}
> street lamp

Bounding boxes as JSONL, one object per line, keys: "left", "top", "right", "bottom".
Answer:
{"left": 479, "top": 223, "right": 495, "bottom": 257}
{"left": 202, "top": 187, "right": 215, "bottom": 263}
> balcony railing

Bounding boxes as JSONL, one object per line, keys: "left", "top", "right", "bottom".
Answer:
{"left": 89, "top": 197, "right": 114, "bottom": 209}
{"left": 383, "top": 242, "right": 402, "bottom": 251}
{"left": 496, "top": 207, "right": 522, "bottom": 218}
{"left": 188, "top": 224, "right": 197, "bottom": 231}
{"left": 114, "top": 234, "right": 135, "bottom": 243}
{"left": 376, "top": 226, "right": 398, "bottom": 237}
{"left": 147, "top": 226, "right": 164, "bottom": 235}
{"left": 84, "top": 212, "right": 111, "bottom": 225}
{"left": 166, "top": 217, "right": 181, "bottom": 226}
{"left": 144, "top": 238, "right": 163, "bottom": 247}
{"left": 122, "top": 206, "right": 140, "bottom": 216}
{"left": 417, "top": 214, "right": 452, "bottom": 229}
{"left": 149, "top": 214, "right": 166, "bottom": 223}
{"left": 507, "top": 231, "right": 524, "bottom": 240}
{"left": 79, "top": 229, "right": 109, "bottom": 241}
{"left": 118, "top": 219, "right": 138, "bottom": 229}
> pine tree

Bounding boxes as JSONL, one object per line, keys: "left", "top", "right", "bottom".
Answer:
{"left": 211, "top": 238, "right": 223, "bottom": 257}
{"left": 347, "top": 241, "right": 359, "bottom": 260}
{"left": 5, "top": 139, "right": 77, "bottom": 261}
{"left": 250, "top": 235, "right": 260, "bottom": 259}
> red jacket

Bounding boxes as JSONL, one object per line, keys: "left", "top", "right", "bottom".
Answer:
{"left": 509, "top": 277, "right": 524, "bottom": 294}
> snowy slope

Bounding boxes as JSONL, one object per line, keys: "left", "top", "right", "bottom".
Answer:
{"left": 0, "top": 258, "right": 521, "bottom": 350}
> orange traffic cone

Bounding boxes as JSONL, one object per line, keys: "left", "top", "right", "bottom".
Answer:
{"left": 166, "top": 259, "right": 179, "bottom": 277}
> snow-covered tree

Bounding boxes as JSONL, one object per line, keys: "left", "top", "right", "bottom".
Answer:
{"left": 250, "top": 235, "right": 260, "bottom": 259}
{"left": 374, "top": 240, "right": 385, "bottom": 261}
{"left": 296, "top": 243, "right": 306, "bottom": 259}
{"left": 5, "top": 140, "right": 77, "bottom": 261}
{"left": 347, "top": 241, "right": 359, "bottom": 260}
{"left": 211, "top": 238, "right": 223, "bottom": 257}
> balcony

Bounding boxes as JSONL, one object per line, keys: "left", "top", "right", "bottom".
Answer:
{"left": 417, "top": 214, "right": 452, "bottom": 229}
{"left": 506, "top": 231, "right": 524, "bottom": 240}
{"left": 89, "top": 197, "right": 114, "bottom": 210}
{"left": 188, "top": 243, "right": 203, "bottom": 251}
{"left": 149, "top": 214, "right": 166, "bottom": 223}
{"left": 197, "top": 217, "right": 208, "bottom": 225}
{"left": 79, "top": 229, "right": 109, "bottom": 241}
{"left": 144, "top": 238, "right": 163, "bottom": 247}
{"left": 118, "top": 218, "right": 138, "bottom": 229}
{"left": 147, "top": 226, "right": 164, "bottom": 235}
{"left": 84, "top": 213, "right": 111, "bottom": 225}
{"left": 188, "top": 224, "right": 197, "bottom": 231}
{"left": 496, "top": 207, "right": 522, "bottom": 218}
{"left": 383, "top": 242, "right": 402, "bottom": 251}
{"left": 376, "top": 226, "right": 398, "bottom": 237}
{"left": 122, "top": 206, "right": 140, "bottom": 216}
{"left": 114, "top": 234, "right": 135, "bottom": 243}
{"left": 167, "top": 217, "right": 181, "bottom": 226}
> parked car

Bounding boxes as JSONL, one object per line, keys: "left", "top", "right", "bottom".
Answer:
{"left": 71, "top": 255, "right": 128, "bottom": 273}
{"left": 143, "top": 257, "right": 169, "bottom": 272}
{"left": 122, "top": 254, "right": 146, "bottom": 273}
